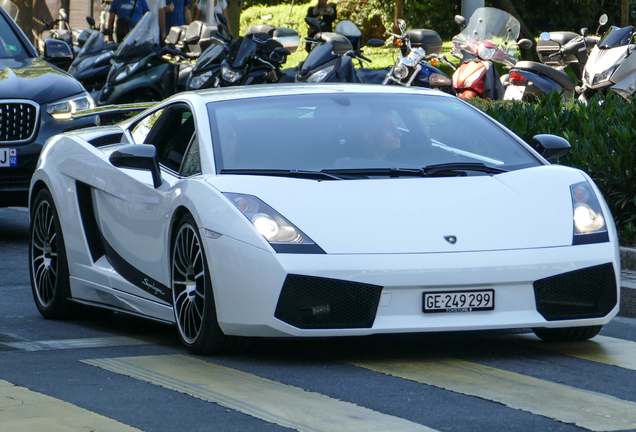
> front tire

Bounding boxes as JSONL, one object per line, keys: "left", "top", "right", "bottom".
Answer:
{"left": 29, "top": 188, "right": 80, "bottom": 319}
{"left": 532, "top": 325, "right": 602, "bottom": 342}
{"left": 171, "top": 213, "right": 237, "bottom": 354}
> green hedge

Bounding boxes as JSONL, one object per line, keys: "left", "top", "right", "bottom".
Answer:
{"left": 466, "top": 93, "right": 636, "bottom": 243}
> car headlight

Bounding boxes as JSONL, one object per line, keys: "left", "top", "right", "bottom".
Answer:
{"left": 115, "top": 61, "right": 140, "bottom": 83}
{"left": 392, "top": 62, "right": 409, "bottom": 79}
{"left": 46, "top": 92, "right": 95, "bottom": 120}
{"left": 592, "top": 66, "right": 616, "bottom": 86}
{"left": 224, "top": 193, "right": 323, "bottom": 253}
{"left": 221, "top": 64, "right": 242, "bottom": 83}
{"left": 571, "top": 181, "right": 609, "bottom": 245}
{"left": 307, "top": 65, "right": 334, "bottom": 83}
{"left": 188, "top": 71, "right": 214, "bottom": 90}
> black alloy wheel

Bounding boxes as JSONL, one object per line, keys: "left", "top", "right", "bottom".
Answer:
{"left": 29, "top": 188, "right": 80, "bottom": 319}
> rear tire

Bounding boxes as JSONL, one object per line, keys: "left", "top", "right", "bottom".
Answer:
{"left": 532, "top": 325, "right": 602, "bottom": 342}
{"left": 171, "top": 213, "right": 240, "bottom": 355}
{"left": 29, "top": 188, "right": 80, "bottom": 319}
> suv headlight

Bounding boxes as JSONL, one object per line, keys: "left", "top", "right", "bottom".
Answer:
{"left": 571, "top": 180, "right": 609, "bottom": 245}
{"left": 221, "top": 64, "right": 242, "bottom": 83}
{"left": 223, "top": 193, "right": 324, "bottom": 253}
{"left": 46, "top": 92, "right": 95, "bottom": 120}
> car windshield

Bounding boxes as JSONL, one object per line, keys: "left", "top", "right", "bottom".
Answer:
{"left": 207, "top": 92, "right": 540, "bottom": 176}
{"left": 599, "top": 25, "right": 634, "bottom": 49}
{"left": 452, "top": 7, "right": 520, "bottom": 64}
{"left": 0, "top": 12, "right": 28, "bottom": 60}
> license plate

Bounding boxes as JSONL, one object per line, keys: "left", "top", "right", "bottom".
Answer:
{"left": 0, "top": 148, "right": 17, "bottom": 167}
{"left": 423, "top": 289, "right": 495, "bottom": 313}
{"left": 503, "top": 85, "right": 525, "bottom": 101}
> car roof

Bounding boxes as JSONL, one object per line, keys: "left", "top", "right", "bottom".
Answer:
{"left": 182, "top": 83, "right": 455, "bottom": 105}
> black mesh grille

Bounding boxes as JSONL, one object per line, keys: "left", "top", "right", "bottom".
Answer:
{"left": 275, "top": 275, "right": 383, "bottom": 329}
{"left": 534, "top": 263, "right": 617, "bottom": 321}
{"left": 0, "top": 102, "right": 37, "bottom": 142}
{"left": 90, "top": 133, "right": 123, "bottom": 147}
{"left": 76, "top": 181, "right": 105, "bottom": 262}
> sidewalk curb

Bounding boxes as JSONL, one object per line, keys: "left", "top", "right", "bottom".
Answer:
{"left": 619, "top": 247, "right": 636, "bottom": 318}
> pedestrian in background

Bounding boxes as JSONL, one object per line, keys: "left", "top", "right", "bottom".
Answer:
{"left": 165, "top": 0, "right": 192, "bottom": 34}
{"left": 193, "top": 0, "right": 230, "bottom": 33}
{"left": 106, "top": 0, "right": 150, "bottom": 42}
{"left": 305, "top": 0, "right": 336, "bottom": 51}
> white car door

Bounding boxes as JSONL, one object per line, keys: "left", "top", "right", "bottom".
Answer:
{"left": 92, "top": 103, "right": 198, "bottom": 304}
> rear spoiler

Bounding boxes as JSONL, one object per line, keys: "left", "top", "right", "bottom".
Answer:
{"left": 72, "top": 102, "right": 157, "bottom": 120}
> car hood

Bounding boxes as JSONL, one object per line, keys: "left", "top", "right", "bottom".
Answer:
{"left": 0, "top": 58, "right": 85, "bottom": 104}
{"left": 208, "top": 166, "right": 589, "bottom": 254}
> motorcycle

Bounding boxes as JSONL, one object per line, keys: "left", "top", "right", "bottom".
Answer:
{"left": 381, "top": 18, "right": 454, "bottom": 92}
{"left": 68, "top": 27, "right": 119, "bottom": 97}
{"left": 296, "top": 17, "right": 384, "bottom": 83}
{"left": 450, "top": 7, "right": 524, "bottom": 100}
{"left": 188, "top": 22, "right": 299, "bottom": 89}
{"left": 503, "top": 29, "right": 599, "bottom": 102}
{"left": 577, "top": 14, "right": 636, "bottom": 103}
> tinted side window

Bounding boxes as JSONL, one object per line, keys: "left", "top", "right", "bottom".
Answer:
{"left": 180, "top": 134, "right": 201, "bottom": 177}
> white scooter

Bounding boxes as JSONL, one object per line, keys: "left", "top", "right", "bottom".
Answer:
{"left": 578, "top": 14, "right": 636, "bottom": 103}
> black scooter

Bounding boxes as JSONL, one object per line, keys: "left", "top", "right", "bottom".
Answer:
{"left": 296, "top": 17, "right": 384, "bottom": 83}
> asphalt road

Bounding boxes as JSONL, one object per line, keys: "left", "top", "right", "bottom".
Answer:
{"left": 1, "top": 206, "right": 636, "bottom": 432}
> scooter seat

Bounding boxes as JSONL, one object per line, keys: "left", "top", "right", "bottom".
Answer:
{"left": 317, "top": 32, "right": 353, "bottom": 55}
{"left": 514, "top": 61, "right": 576, "bottom": 91}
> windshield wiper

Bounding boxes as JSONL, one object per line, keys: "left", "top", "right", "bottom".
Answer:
{"left": 322, "top": 168, "right": 423, "bottom": 178}
{"left": 421, "top": 163, "right": 507, "bottom": 176}
{"left": 220, "top": 169, "right": 345, "bottom": 180}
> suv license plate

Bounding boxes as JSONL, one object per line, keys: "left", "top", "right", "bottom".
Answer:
{"left": 0, "top": 148, "right": 17, "bottom": 167}
{"left": 423, "top": 289, "right": 495, "bottom": 313}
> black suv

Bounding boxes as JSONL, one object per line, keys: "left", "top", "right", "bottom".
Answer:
{"left": 0, "top": 7, "right": 97, "bottom": 207}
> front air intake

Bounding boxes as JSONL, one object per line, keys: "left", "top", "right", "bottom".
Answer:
{"left": 533, "top": 263, "right": 617, "bottom": 321}
{"left": 274, "top": 275, "right": 383, "bottom": 329}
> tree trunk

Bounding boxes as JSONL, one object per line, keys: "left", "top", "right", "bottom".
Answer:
{"left": 13, "top": 0, "right": 54, "bottom": 45}
{"left": 226, "top": 0, "right": 242, "bottom": 39}
{"left": 622, "top": 0, "right": 629, "bottom": 27}
{"left": 488, "top": 0, "right": 538, "bottom": 61}
{"left": 394, "top": 0, "right": 402, "bottom": 33}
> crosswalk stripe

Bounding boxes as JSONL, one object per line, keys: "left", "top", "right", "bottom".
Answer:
{"left": 352, "top": 358, "right": 636, "bottom": 431}
{"left": 496, "top": 334, "right": 636, "bottom": 372}
{"left": 1, "top": 336, "right": 157, "bottom": 352}
{"left": 83, "top": 354, "right": 436, "bottom": 432}
{"left": 0, "top": 379, "right": 140, "bottom": 432}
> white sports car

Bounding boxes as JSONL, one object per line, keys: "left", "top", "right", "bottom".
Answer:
{"left": 29, "top": 84, "right": 620, "bottom": 354}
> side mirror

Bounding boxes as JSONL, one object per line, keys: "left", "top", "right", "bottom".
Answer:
{"left": 517, "top": 38, "right": 533, "bottom": 50}
{"left": 454, "top": 15, "right": 467, "bottom": 29}
{"left": 274, "top": 46, "right": 291, "bottom": 56}
{"left": 59, "top": 8, "right": 68, "bottom": 21}
{"left": 581, "top": 28, "right": 589, "bottom": 37}
{"left": 43, "top": 39, "right": 73, "bottom": 69}
{"left": 109, "top": 145, "right": 162, "bottom": 188}
{"left": 397, "top": 19, "right": 406, "bottom": 32}
{"left": 364, "top": 38, "right": 384, "bottom": 48}
{"left": 599, "top": 14, "right": 608, "bottom": 26}
{"left": 216, "top": 12, "right": 228, "bottom": 26}
{"left": 86, "top": 16, "right": 95, "bottom": 28}
{"left": 305, "top": 17, "right": 320, "bottom": 31}
{"left": 531, "top": 134, "right": 570, "bottom": 159}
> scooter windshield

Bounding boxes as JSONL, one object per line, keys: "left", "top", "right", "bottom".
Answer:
{"left": 193, "top": 44, "right": 224, "bottom": 72}
{"left": 229, "top": 36, "right": 256, "bottom": 69}
{"left": 77, "top": 30, "right": 104, "bottom": 58}
{"left": 599, "top": 26, "right": 634, "bottom": 49}
{"left": 452, "top": 7, "right": 520, "bottom": 64}
{"left": 114, "top": 12, "right": 158, "bottom": 62}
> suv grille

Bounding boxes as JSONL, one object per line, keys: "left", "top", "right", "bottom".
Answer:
{"left": 275, "top": 274, "right": 383, "bottom": 329}
{"left": 533, "top": 263, "right": 617, "bottom": 321}
{"left": 0, "top": 101, "right": 38, "bottom": 143}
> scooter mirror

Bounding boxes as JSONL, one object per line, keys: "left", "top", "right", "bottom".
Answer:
{"left": 305, "top": 17, "right": 320, "bottom": 31}
{"left": 517, "top": 38, "right": 533, "bottom": 49}
{"left": 454, "top": 15, "right": 466, "bottom": 28}
{"left": 398, "top": 19, "right": 406, "bottom": 32}
{"left": 364, "top": 38, "right": 384, "bottom": 48}
{"left": 581, "top": 28, "right": 589, "bottom": 37}
{"left": 86, "top": 16, "right": 95, "bottom": 28}
{"left": 59, "top": 8, "right": 68, "bottom": 21}
{"left": 539, "top": 32, "right": 551, "bottom": 41}
{"left": 599, "top": 14, "right": 608, "bottom": 26}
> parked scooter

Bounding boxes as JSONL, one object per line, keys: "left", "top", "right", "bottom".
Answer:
{"left": 34, "top": 11, "right": 98, "bottom": 69}
{"left": 296, "top": 17, "right": 384, "bottom": 83}
{"left": 503, "top": 29, "right": 599, "bottom": 102}
{"left": 68, "top": 20, "right": 119, "bottom": 97}
{"left": 577, "top": 14, "right": 636, "bottom": 103}
{"left": 450, "top": 7, "right": 523, "bottom": 100}
{"left": 381, "top": 19, "right": 454, "bottom": 92}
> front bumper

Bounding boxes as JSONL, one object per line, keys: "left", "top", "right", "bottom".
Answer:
{"left": 207, "top": 236, "right": 620, "bottom": 338}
